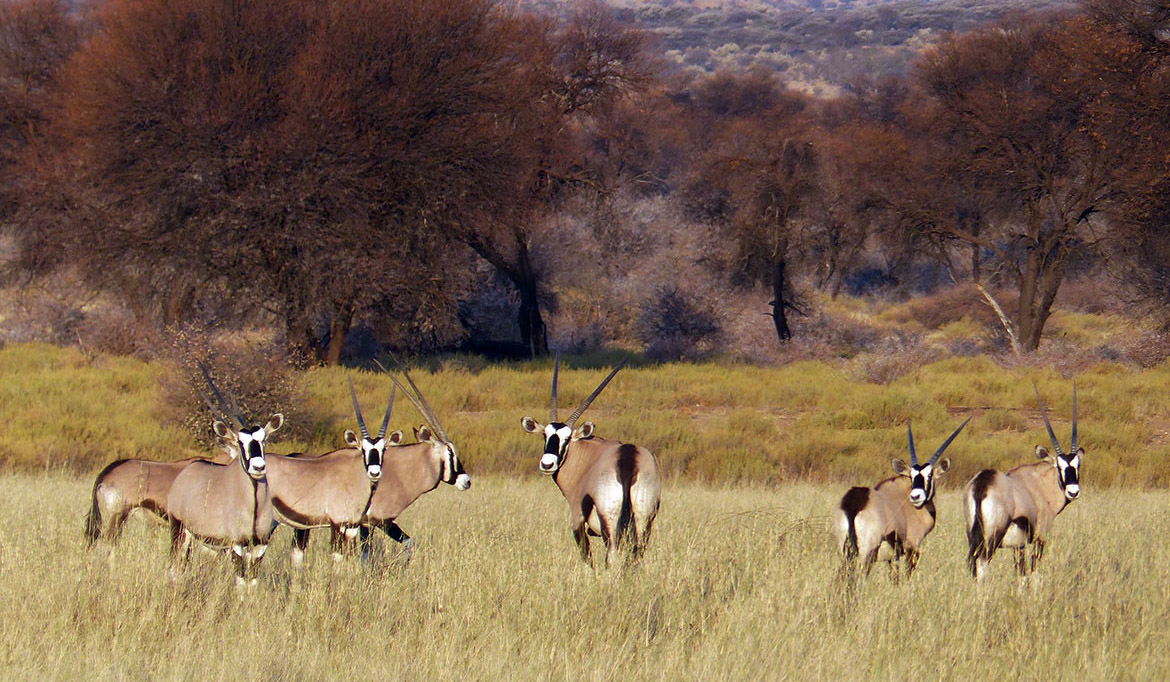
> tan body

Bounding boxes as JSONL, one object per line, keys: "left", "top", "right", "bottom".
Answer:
{"left": 85, "top": 456, "right": 221, "bottom": 545}
{"left": 298, "top": 430, "right": 469, "bottom": 559}
{"left": 965, "top": 459, "right": 1071, "bottom": 579}
{"left": 835, "top": 476, "right": 938, "bottom": 580}
{"left": 265, "top": 448, "right": 377, "bottom": 564}
{"left": 553, "top": 435, "right": 661, "bottom": 567}
{"left": 166, "top": 458, "right": 275, "bottom": 579}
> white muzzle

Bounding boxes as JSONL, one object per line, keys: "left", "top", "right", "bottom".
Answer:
{"left": 455, "top": 473, "right": 471, "bottom": 490}
{"left": 539, "top": 454, "right": 558, "bottom": 473}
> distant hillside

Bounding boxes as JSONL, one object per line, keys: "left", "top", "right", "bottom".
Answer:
{"left": 529, "top": 0, "right": 1076, "bottom": 94}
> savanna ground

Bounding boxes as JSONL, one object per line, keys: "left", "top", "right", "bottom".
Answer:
{"left": 3, "top": 296, "right": 1170, "bottom": 680}
{"left": 1, "top": 477, "right": 1168, "bottom": 680}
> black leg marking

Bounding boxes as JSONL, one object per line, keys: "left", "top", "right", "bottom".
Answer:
{"left": 293, "top": 529, "right": 310, "bottom": 552}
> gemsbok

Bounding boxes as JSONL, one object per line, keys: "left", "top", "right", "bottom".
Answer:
{"left": 344, "top": 364, "right": 470, "bottom": 562}
{"left": 166, "top": 363, "right": 283, "bottom": 584}
{"left": 273, "top": 380, "right": 402, "bottom": 566}
{"left": 835, "top": 417, "right": 969, "bottom": 581}
{"left": 84, "top": 455, "right": 220, "bottom": 547}
{"left": 965, "top": 383, "right": 1082, "bottom": 581}
{"left": 521, "top": 356, "right": 661, "bottom": 567}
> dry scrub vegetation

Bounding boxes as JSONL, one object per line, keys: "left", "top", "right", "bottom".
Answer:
{"left": 1, "top": 475, "right": 1168, "bottom": 680}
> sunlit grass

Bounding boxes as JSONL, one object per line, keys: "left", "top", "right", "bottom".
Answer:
{"left": 3, "top": 342, "right": 1170, "bottom": 485}
{"left": 2, "top": 474, "right": 1168, "bottom": 680}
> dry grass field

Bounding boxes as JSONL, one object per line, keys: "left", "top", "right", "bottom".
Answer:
{"left": 2, "top": 474, "right": 1168, "bottom": 680}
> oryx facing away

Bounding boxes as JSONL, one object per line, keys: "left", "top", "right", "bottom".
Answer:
{"left": 166, "top": 364, "right": 283, "bottom": 584}
{"left": 269, "top": 379, "right": 399, "bottom": 567}
{"left": 521, "top": 356, "right": 661, "bottom": 567}
{"left": 965, "top": 383, "right": 1082, "bottom": 581}
{"left": 835, "top": 417, "right": 969, "bottom": 581}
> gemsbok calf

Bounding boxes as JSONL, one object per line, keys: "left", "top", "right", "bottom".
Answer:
{"left": 521, "top": 356, "right": 661, "bottom": 567}
{"left": 835, "top": 417, "right": 969, "bottom": 581}
{"left": 274, "top": 380, "right": 401, "bottom": 566}
{"left": 346, "top": 365, "right": 470, "bottom": 562}
{"left": 166, "top": 364, "right": 283, "bottom": 584}
{"left": 965, "top": 383, "right": 1082, "bottom": 581}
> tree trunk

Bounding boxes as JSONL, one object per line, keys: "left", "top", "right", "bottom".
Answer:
{"left": 323, "top": 304, "right": 353, "bottom": 366}
{"left": 1015, "top": 239, "right": 1067, "bottom": 352}
{"left": 515, "top": 243, "right": 548, "bottom": 357}
{"left": 770, "top": 258, "right": 792, "bottom": 343}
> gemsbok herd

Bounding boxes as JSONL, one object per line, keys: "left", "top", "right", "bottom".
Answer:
{"left": 85, "top": 356, "right": 1081, "bottom": 586}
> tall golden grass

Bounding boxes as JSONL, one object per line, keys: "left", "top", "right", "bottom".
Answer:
{"left": 2, "top": 474, "right": 1167, "bottom": 680}
{"left": 3, "top": 342, "right": 1169, "bottom": 486}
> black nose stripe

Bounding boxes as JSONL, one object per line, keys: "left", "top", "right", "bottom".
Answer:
{"left": 248, "top": 441, "right": 262, "bottom": 459}
{"left": 545, "top": 434, "right": 561, "bottom": 456}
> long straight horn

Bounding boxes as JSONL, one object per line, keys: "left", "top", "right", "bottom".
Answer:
{"left": 197, "top": 360, "right": 245, "bottom": 429}
{"left": 929, "top": 416, "right": 971, "bottom": 465}
{"left": 1033, "top": 381, "right": 1065, "bottom": 456}
{"left": 566, "top": 358, "right": 629, "bottom": 427}
{"left": 348, "top": 377, "right": 370, "bottom": 440}
{"left": 1070, "top": 381, "right": 1078, "bottom": 453}
{"left": 378, "top": 384, "right": 396, "bottom": 440}
{"left": 907, "top": 420, "right": 918, "bottom": 466}
{"left": 551, "top": 352, "right": 560, "bottom": 423}
{"left": 376, "top": 357, "right": 451, "bottom": 444}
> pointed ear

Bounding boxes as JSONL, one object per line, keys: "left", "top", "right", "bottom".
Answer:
{"left": 573, "top": 421, "right": 595, "bottom": 440}
{"left": 521, "top": 416, "right": 541, "bottom": 433}
{"left": 416, "top": 424, "right": 433, "bottom": 442}
{"left": 388, "top": 430, "right": 403, "bottom": 445}
{"left": 266, "top": 413, "right": 284, "bottom": 434}
{"left": 1074, "top": 447, "right": 1085, "bottom": 459}
{"left": 891, "top": 458, "right": 910, "bottom": 475}
{"left": 935, "top": 458, "right": 951, "bottom": 474}
{"left": 1036, "top": 445, "right": 1052, "bottom": 461}
{"left": 344, "top": 430, "right": 360, "bottom": 447}
{"left": 213, "top": 421, "right": 233, "bottom": 439}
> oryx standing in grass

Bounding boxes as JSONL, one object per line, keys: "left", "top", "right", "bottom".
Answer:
{"left": 85, "top": 454, "right": 221, "bottom": 546}
{"left": 835, "top": 417, "right": 969, "bottom": 581}
{"left": 269, "top": 380, "right": 400, "bottom": 566}
{"left": 965, "top": 383, "right": 1082, "bottom": 581}
{"left": 166, "top": 363, "right": 283, "bottom": 584}
{"left": 521, "top": 356, "right": 661, "bottom": 567}
{"left": 344, "top": 364, "right": 470, "bottom": 562}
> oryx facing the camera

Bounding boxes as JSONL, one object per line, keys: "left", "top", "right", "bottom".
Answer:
{"left": 835, "top": 417, "right": 969, "bottom": 582}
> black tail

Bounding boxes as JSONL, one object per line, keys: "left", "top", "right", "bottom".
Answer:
{"left": 967, "top": 469, "right": 996, "bottom": 577}
{"left": 839, "top": 487, "right": 868, "bottom": 576}
{"left": 614, "top": 444, "right": 639, "bottom": 558}
{"left": 85, "top": 459, "right": 127, "bottom": 547}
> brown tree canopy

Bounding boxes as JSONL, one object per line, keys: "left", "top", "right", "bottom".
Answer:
{"left": 17, "top": 0, "right": 564, "bottom": 361}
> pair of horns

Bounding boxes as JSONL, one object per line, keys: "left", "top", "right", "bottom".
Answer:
{"left": 373, "top": 357, "right": 452, "bottom": 445}
{"left": 348, "top": 378, "right": 395, "bottom": 441}
{"left": 551, "top": 353, "right": 628, "bottom": 427}
{"left": 907, "top": 416, "right": 970, "bottom": 467}
{"left": 197, "top": 360, "right": 246, "bottom": 429}
{"left": 1034, "top": 381, "right": 1078, "bottom": 456}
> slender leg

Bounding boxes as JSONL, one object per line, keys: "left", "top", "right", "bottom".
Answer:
{"left": 904, "top": 549, "right": 919, "bottom": 582}
{"left": 1014, "top": 547, "right": 1027, "bottom": 577}
{"left": 109, "top": 510, "right": 131, "bottom": 542}
{"left": 382, "top": 521, "right": 414, "bottom": 563}
{"left": 358, "top": 525, "right": 374, "bottom": 564}
{"left": 572, "top": 524, "right": 591, "bottom": 565}
{"left": 291, "top": 529, "right": 310, "bottom": 568}
{"left": 1030, "top": 539, "right": 1046, "bottom": 574}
